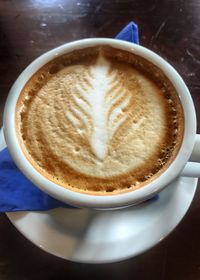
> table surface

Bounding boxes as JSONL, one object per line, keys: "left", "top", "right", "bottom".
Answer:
{"left": 0, "top": 0, "right": 200, "bottom": 279}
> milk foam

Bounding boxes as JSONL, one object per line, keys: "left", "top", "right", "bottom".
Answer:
{"left": 16, "top": 46, "right": 184, "bottom": 194}
{"left": 66, "top": 55, "right": 131, "bottom": 160}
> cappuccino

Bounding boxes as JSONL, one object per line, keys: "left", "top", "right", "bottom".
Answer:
{"left": 16, "top": 46, "right": 184, "bottom": 194}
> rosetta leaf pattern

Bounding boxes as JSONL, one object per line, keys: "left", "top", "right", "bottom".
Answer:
{"left": 66, "top": 55, "right": 131, "bottom": 160}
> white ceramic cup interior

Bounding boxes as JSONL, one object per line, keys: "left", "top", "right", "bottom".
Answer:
{"left": 3, "top": 38, "right": 200, "bottom": 209}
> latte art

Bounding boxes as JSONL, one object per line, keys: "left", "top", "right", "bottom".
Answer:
{"left": 66, "top": 55, "right": 132, "bottom": 160}
{"left": 16, "top": 46, "right": 184, "bottom": 194}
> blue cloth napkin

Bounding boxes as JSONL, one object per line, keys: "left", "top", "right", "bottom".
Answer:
{"left": 115, "top": 21, "right": 139, "bottom": 44}
{"left": 0, "top": 22, "right": 158, "bottom": 212}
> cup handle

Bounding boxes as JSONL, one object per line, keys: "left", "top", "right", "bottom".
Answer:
{"left": 181, "top": 134, "right": 200, "bottom": 177}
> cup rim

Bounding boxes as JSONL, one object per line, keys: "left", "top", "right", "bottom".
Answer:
{"left": 3, "top": 38, "right": 196, "bottom": 208}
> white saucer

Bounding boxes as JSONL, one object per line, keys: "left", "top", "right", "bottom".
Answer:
{"left": 0, "top": 129, "right": 198, "bottom": 263}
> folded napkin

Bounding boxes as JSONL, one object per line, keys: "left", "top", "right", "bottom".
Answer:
{"left": 0, "top": 21, "right": 158, "bottom": 212}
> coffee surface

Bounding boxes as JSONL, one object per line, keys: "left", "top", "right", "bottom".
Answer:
{"left": 16, "top": 46, "right": 184, "bottom": 194}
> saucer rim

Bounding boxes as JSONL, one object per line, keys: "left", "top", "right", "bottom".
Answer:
{"left": 6, "top": 178, "right": 198, "bottom": 264}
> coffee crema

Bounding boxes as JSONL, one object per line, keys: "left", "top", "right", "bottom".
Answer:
{"left": 16, "top": 46, "right": 184, "bottom": 195}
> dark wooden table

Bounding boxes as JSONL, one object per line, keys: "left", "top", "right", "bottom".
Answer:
{"left": 0, "top": 0, "right": 200, "bottom": 279}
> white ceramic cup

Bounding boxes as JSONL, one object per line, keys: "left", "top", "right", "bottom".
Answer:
{"left": 3, "top": 38, "right": 200, "bottom": 209}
